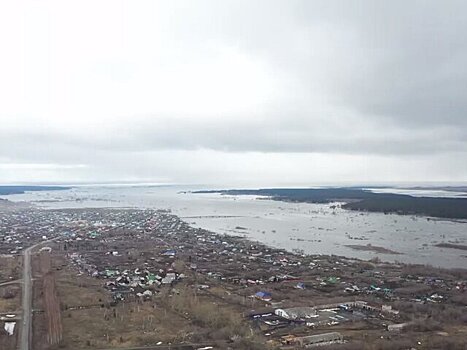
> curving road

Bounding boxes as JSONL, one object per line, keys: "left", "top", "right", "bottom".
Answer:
{"left": 0, "top": 279, "right": 20, "bottom": 287}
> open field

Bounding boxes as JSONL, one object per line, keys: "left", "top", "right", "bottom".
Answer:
{"left": 0, "top": 285, "right": 21, "bottom": 313}
{"left": 0, "top": 255, "right": 21, "bottom": 282}
{"left": 52, "top": 252, "right": 263, "bottom": 349}
{"left": 0, "top": 256, "right": 21, "bottom": 350}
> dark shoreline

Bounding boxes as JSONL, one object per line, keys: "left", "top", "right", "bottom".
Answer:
{"left": 435, "top": 243, "right": 467, "bottom": 251}
{"left": 345, "top": 244, "right": 402, "bottom": 255}
{"left": 0, "top": 185, "right": 71, "bottom": 195}
{"left": 194, "top": 188, "right": 467, "bottom": 220}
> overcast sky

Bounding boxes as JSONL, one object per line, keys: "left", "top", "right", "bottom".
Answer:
{"left": 1, "top": 0, "right": 466, "bottom": 186}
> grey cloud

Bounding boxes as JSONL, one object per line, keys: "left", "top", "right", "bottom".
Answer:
{"left": 206, "top": 1, "right": 467, "bottom": 128}
{"left": 1, "top": 0, "right": 467, "bottom": 183}
{"left": 1, "top": 114, "right": 465, "bottom": 162}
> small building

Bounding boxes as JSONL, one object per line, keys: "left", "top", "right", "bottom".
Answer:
{"left": 275, "top": 306, "right": 317, "bottom": 320}
{"left": 255, "top": 291, "right": 272, "bottom": 301}
{"left": 161, "top": 272, "right": 177, "bottom": 284}
{"left": 382, "top": 304, "right": 399, "bottom": 315}
{"left": 296, "top": 282, "right": 306, "bottom": 289}
{"left": 282, "top": 332, "right": 343, "bottom": 346}
{"left": 161, "top": 249, "right": 176, "bottom": 257}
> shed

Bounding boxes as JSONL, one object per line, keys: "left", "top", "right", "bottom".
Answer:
{"left": 282, "top": 332, "right": 343, "bottom": 346}
{"left": 275, "top": 306, "right": 317, "bottom": 320}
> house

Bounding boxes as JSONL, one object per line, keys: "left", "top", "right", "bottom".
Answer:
{"left": 255, "top": 291, "right": 272, "bottom": 301}
{"left": 382, "top": 304, "right": 399, "bottom": 315}
{"left": 339, "top": 304, "right": 351, "bottom": 311}
{"left": 295, "top": 282, "right": 306, "bottom": 289}
{"left": 161, "top": 272, "right": 177, "bottom": 284}
{"left": 161, "top": 249, "right": 176, "bottom": 257}
{"left": 275, "top": 306, "right": 317, "bottom": 320}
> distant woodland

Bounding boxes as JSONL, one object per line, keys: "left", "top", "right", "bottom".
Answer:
{"left": 195, "top": 188, "right": 467, "bottom": 220}
{"left": 0, "top": 186, "right": 70, "bottom": 195}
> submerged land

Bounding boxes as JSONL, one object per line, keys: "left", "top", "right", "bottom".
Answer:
{"left": 194, "top": 188, "right": 467, "bottom": 220}
{"left": 0, "top": 202, "right": 466, "bottom": 350}
{"left": 0, "top": 186, "right": 71, "bottom": 196}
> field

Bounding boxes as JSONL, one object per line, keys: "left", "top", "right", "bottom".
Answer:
{"left": 0, "top": 255, "right": 21, "bottom": 350}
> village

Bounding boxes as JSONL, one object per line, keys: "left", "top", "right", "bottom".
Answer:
{"left": 0, "top": 206, "right": 466, "bottom": 349}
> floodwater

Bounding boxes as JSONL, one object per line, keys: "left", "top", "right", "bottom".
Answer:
{"left": 2, "top": 185, "right": 467, "bottom": 269}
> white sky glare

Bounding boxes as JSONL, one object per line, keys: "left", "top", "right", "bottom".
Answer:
{"left": 1, "top": 0, "right": 467, "bottom": 186}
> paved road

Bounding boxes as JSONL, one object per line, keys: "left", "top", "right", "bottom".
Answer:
{"left": 19, "top": 243, "right": 34, "bottom": 350}
{"left": 19, "top": 239, "right": 57, "bottom": 350}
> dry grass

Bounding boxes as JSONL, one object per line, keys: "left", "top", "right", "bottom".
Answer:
{"left": 55, "top": 269, "right": 108, "bottom": 308}
{"left": 60, "top": 301, "right": 197, "bottom": 349}
{"left": 0, "top": 285, "right": 21, "bottom": 312}
{"left": 0, "top": 256, "right": 21, "bottom": 282}
{"left": 53, "top": 259, "right": 199, "bottom": 348}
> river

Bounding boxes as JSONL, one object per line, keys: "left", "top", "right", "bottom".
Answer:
{"left": 2, "top": 185, "right": 467, "bottom": 269}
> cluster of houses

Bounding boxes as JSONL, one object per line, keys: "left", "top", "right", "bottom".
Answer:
{"left": 104, "top": 267, "right": 184, "bottom": 300}
{"left": 68, "top": 250, "right": 185, "bottom": 301}
{"left": 27, "top": 208, "right": 464, "bottom": 348}
{"left": 0, "top": 209, "right": 75, "bottom": 254}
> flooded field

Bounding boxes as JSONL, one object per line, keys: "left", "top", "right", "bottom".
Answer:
{"left": 2, "top": 185, "right": 467, "bottom": 268}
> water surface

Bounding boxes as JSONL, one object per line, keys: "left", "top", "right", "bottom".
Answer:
{"left": 2, "top": 185, "right": 466, "bottom": 269}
